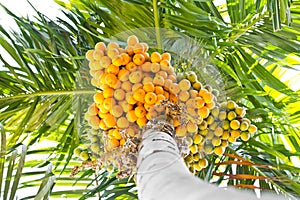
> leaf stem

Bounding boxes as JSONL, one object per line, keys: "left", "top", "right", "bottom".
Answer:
{"left": 0, "top": 89, "right": 96, "bottom": 100}
{"left": 153, "top": 0, "right": 162, "bottom": 50}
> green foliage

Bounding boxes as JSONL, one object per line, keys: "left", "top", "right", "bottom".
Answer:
{"left": 0, "top": 0, "right": 299, "bottom": 199}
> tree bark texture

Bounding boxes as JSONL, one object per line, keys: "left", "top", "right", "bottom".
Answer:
{"left": 137, "top": 128, "right": 285, "bottom": 200}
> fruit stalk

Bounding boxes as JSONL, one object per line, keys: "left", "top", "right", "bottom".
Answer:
{"left": 137, "top": 123, "right": 283, "bottom": 200}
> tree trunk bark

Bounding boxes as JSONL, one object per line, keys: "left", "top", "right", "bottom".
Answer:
{"left": 136, "top": 125, "right": 285, "bottom": 200}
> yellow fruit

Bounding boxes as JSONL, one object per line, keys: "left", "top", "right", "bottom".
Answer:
{"left": 109, "top": 138, "right": 120, "bottom": 148}
{"left": 114, "top": 88, "right": 126, "bottom": 101}
{"left": 125, "top": 61, "right": 137, "bottom": 72}
{"left": 213, "top": 146, "right": 225, "bottom": 156}
{"left": 186, "top": 121, "right": 197, "bottom": 133}
{"left": 230, "top": 120, "right": 240, "bottom": 130}
{"left": 161, "top": 52, "right": 171, "bottom": 61}
{"left": 95, "top": 42, "right": 106, "bottom": 51}
{"left": 178, "top": 90, "right": 190, "bottom": 102}
{"left": 235, "top": 107, "right": 246, "bottom": 117}
{"left": 198, "top": 106, "right": 210, "bottom": 119}
{"left": 88, "top": 115, "right": 100, "bottom": 129}
{"left": 135, "top": 106, "right": 147, "bottom": 118}
{"left": 206, "top": 101, "right": 215, "bottom": 110}
{"left": 176, "top": 126, "right": 187, "bottom": 137}
{"left": 133, "top": 88, "right": 146, "bottom": 102}
{"left": 203, "top": 143, "right": 214, "bottom": 154}
{"left": 111, "top": 105, "right": 123, "bottom": 118}
{"left": 212, "top": 137, "right": 222, "bottom": 146}
{"left": 94, "top": 92, "right": 104, "bottom": 104}
{"left": 248, "top": 124, "right": 258, "bottom": 133}
{"left": 211, "top": 107, "right": 220, "bottom": 117}
{"left": 120, "top": 138, "right": 126, "bottom": 146}
{"left": 227, "top": 111, "right": 237, "bottom": 121}
{"left": 99, "top": 119, "right": 108, "bottom": 130}
{"left": 133, "top": 53, "right": 146, "bottom": 65}
{"left": 195, "top": 97, "right": 205, "bottom": 108}
{"left": 103, "top": 114, "right": 117, "bottom": 128}
{"left": 107, "top": 64, "right": 120, "bottom": 75}
{"left": 193, "top": 134, "right": 204, "bottom": 145}
{"left": 228, "top": 136, "right": 236, "bottom": 143}
{"left": 227, "top": 100, "right": 236, "bottom": 110}
{"left": 240, "top": 131, "right": 250, "bottom": 141}
{"left": 107, "top": 48, "right": 119, "bottom": 59}
{"left": 129, "top": 70, "right": 143, "bottom": 84}
{"left": 198, "top": 120, "right": 208, "bottom": 130}
{"left": 206, "top": 115, "right": 215, "bottom": 125}
{"left": 79, "top": 151, "right": 89, "bottom": 161}
{"left": 143, "top": 82, "right": 155, "bottom": 92}
{"left": 179, "top": 79, "right": 191, "bottom": 91}
{"left": 150, "top": 52, "right": 162, "bottom": 63}
{"left": 132, "top": 83, "right": 143, "bottom": 92}
{"left": 169, "top": 83, "right": 180, "bottom": 94}
{"left": 112, "top": 129, "right": 122, "bottom": 140}
{"left": 103, "top": 87, "right": 114, "bottom": 98}
{"left": 141, "top": 42, "right": 149, "bottom": 52}
{"left": 202, "top": 92, "right": 214, "bottom": 104}
{"left": 221, "top": 140, "right": 228, "bottom": 147}
{"left": 126, "top": 110, "right": 138, "bottom": 123}
{"left": 120, "top": 53, "right": 131, "bottom": 65}
{"left": 199, "top": 129, "right": 208, "bottom": 136}
{"left": 85, "top": 49, "right": 94, "bottom": 61}
{"left": 192, "top": 153, "right": 200, "bottom": 161}
{"left": 143, "top": 103, "right": 152, "bottom": 111}
{"left": 192, "top": 81, "right": 202, "bottom": 91}
{"left": 117, "top": 117, "right": 130, "bottom": 129}
{"left": 118, "top": 68, "right": 129, "bottom": 82}
{"left": 221, "top": 130, "right": 230, "bottom": 140}
{"left": 112, "top": 55, "right": 124, "bottom": 67}
{"left": 153, "top": 75, "right": 165, "bottom": 86}
{"left": 144, "top": 92, "right": 157, "bottom": 105}
{"left": 230, "top": 130, "right": 241, "bottom": 138}
{"left": 168, "top": 74, "right": 177, "bottom": 82}
{"left": 189, "top": 90, "right": 198, "bottom": 98}
{"left": 189, "top": 145, "right": 198, "bottom": 154}
{"left": 99, "top": 56, "right": 112, "bottom": 68}
{"left": 193, "top": 162, "right": 202, "bottom": 171}
{"left": 125, "top": 45, "right": 134, "bottom": 56}
{"left": 163, "top": 78, "right": 173, "bottom": 89}
{"left": 240, "top": 121, "right": 249, "bottom": 131}
{"left": 214, "top": 127, "right": 223, "bottom": 137}
{"left": 160, "top": 60, "right": 170, "bottom": 70}
{"left": 93, "top": 49, "right": 105, "bottom": 60}
{"left": 218, "top": 110, "right": 227, "bottom": 120}
{"left": 222, "top": 120, "right": 230, "bottom": 130}
{"left": 133, "top": 43, "right": 144, "bottom": 54}
{"left": 242, "top": 118, "right": 251, "bottom": 126}
{"left": 127, "top": 35, "right": 139, "bottom": 46}
{"left": 103, "top": 97, "right": 116, "bottom": 110}
{"left": 107, "top": 42, "right": 119, "bottom": 50}
{"left": 137, "top": 117, "right": 148, "bottom": 127}
{"left": 73, "top": 147, "right": 82, "bottom": 156}
{"left": 198, "top": 158, "right": 208, "bottom": 168}
{"left": 187, "top": 71, "right": 197, "bottom": 83}
{"left": 209, "top": 122, "right": 218, "bottom": 131}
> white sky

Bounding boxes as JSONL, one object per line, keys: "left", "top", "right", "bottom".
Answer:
{"left": 0, "top": 0, "right": 63, "bottom": 28}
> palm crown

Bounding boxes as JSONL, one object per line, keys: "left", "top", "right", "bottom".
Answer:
{"left": 0, "top": 0, "right": 299, "bottom": 199}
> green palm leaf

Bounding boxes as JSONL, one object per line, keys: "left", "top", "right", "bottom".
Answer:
{"left": 0, "top": 0, "right": 299, "bottom": 199}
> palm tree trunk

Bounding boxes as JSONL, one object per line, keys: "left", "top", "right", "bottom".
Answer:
{"left": 136, "top": 121, "right": 285, "bottom": 200}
